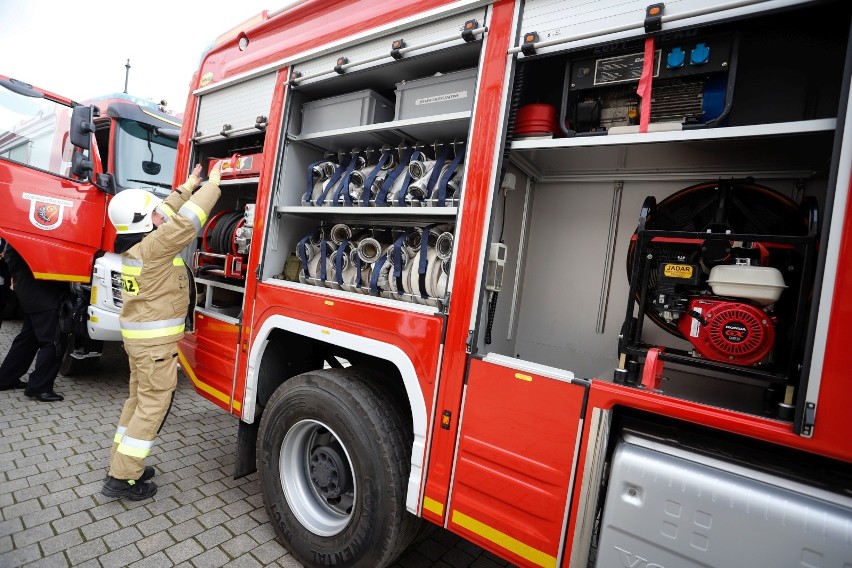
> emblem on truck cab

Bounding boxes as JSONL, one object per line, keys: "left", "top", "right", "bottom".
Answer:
{"left": 22, "top": 193, "right": 73, "bottom": 231}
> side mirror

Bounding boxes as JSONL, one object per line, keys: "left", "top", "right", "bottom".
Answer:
{"left": 142, "top": 161, "right": 162, "bottom": 175}
{"left": 71, "top": 150, "right": 93, "bottom": 181}
{"left": 70, "top": 105, "right": 95, "bottom": 151}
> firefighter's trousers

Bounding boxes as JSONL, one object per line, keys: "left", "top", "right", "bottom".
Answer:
{"left": 109, "top": 342, "right": 178, "bottom": 481}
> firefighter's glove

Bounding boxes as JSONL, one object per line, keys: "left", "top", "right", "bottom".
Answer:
{"left": 180, "top": 164, "right": 203, "bottom": 193}
{"left": 208, "top": 160, "right": 222, "bottom": 186}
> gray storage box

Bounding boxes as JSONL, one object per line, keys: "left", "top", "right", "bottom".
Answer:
{"left": 301, "top": 89, "right": 394, "bottom": 135}
{"left": 394, "top": 67, "right": 477, "bottom": 121}
{"left": 595, "top": 434, "right": 852, "bottom": 567}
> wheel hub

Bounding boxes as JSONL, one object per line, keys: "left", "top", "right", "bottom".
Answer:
{"left": 309, "top": 445, "right": 349, "bottom": 499}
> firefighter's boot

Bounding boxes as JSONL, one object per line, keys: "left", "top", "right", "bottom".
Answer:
{"left": 101, "top": 477, "right": 157, "bottom": 501}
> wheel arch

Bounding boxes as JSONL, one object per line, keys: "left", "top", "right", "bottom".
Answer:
{"left": 245, "top": 314, "right": 429, "bottom": 515}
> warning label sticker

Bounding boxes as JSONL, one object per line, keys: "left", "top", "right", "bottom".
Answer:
{"left": 663, "top": 264, "right": 694, "bottom": 278}
{"left": 415, "top": 91, "right": 468, "bottom": 106}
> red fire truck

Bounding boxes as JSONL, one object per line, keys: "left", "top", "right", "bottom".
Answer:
{"left": 174, "top": 0, "right": 852, "bottom": 566}
{"left": 0, "top": 79, "right": 181, "bottom": 374}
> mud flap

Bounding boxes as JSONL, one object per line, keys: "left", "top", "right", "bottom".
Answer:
{"left": 234, "top": 419, "right": 259, "bottom": 479}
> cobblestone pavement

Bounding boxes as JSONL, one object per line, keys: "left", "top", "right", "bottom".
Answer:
{"left": 0, "top": 319, "right": 514, "bottom": 568}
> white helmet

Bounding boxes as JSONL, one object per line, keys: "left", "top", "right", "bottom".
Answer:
{"left": 108, "top": 188, "right": 163, "bottom": 234}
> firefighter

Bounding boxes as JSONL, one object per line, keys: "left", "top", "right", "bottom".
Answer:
{"left": 101, "top": 162, "right": 221, "bottom": 500}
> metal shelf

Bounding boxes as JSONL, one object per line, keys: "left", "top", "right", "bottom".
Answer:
{"left": 195, "top": 276, "right": 246, "bottom": 293}
{"left": 509, "top": 119, "right": 837, "bottom": 182}
{"left": 511, "top": 119, "right": 836, "bottom": 151}
{"left": 290, "top": 111, "right": 471, "bottom": 151}
{"left": 219, "top": 176, "right": 259, "bottom": 186}
{"left": 275, "top": 205, "right": 458, "bottom": 222}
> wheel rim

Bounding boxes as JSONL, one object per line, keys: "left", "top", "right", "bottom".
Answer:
{"left": 279, "top": 419, "right": 356, "bottom": 536}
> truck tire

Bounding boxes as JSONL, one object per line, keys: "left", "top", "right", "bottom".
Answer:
{"left": 257, "top": 367, "right": 419, "bottom": 568}
{"left": 59, "top": 333, "right": 103, "bottom": 376}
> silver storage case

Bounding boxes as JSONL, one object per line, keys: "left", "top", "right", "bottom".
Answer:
{"left": 394, "top": 67, "right": 477, "bottom": 120}
{"left": 300, "top": 89, "right": 394, "bottom": 135}
{"left": 595, "top": 433, "right": 852, "bottom": 567}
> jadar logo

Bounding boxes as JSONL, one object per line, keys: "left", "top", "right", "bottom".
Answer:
{"left": 22, "top": 193, "right": 73, "bottom": 231}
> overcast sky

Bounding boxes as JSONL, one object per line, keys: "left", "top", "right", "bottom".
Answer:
{"left": 0, "top": 0, "right": 279, "bottom": 114}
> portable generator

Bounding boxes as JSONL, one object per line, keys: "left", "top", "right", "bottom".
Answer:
{"left": 616, "top": 179, "right": 819, "bottom": 418}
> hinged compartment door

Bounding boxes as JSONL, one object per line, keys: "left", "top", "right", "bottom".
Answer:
{"left": 178, "top": 311, "right": 241, "bottom": 415}
{"left": 448, "top": 356, "right": 587, "bottom": 568}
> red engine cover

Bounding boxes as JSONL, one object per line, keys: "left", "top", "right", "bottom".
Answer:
{"left": 677, "top": 298, "right": 775, "bottom": 365}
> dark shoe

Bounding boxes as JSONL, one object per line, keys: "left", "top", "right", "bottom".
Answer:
{"left": 101, "top": 476, "right": 157, "bottom": 501}
{"left": 104, "top": 466, "right": 155, "bottom": 483}
{"left": 0, "top": 379, "right": 26, "bottom": 391}
{"left": 26, "top": 391, "right": 64, "bottom": 402}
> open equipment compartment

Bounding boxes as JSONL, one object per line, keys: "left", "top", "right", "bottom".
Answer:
{"left": 261, "top": 7, "right": 487, "bottom": 311}
{"left": 186, "top": 72, "right": 276, "bottom": 322}
{"left": 476, "top": 0, "right": 850, "bottom": 423}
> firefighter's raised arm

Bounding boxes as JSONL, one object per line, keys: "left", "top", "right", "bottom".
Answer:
{"left": 157, "top": 164, "right": 203, "bottom": 220}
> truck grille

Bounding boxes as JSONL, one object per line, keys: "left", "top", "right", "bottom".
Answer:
{"left": 110, "top": 271, "right": 123, "bottom": 308}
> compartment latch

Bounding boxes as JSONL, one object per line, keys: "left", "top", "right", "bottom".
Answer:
{"left": 521, "top": 32, "right": 539, "bottom": 56}
{"left": 644, "top": 3, "right": 664, "bottom": 33}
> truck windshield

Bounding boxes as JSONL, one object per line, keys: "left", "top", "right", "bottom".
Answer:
{"left": 0, "top": 84, "right": 74, "bottom": 178}
{"left": 114, "top": 118, "right": 178, "bottom": 197}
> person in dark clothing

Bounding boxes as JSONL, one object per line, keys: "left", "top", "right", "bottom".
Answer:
{"left": 0, "top": 238, "right": 9, "bottom": 328}
{"left": 0, "top": 245, "right": 68, "bottom": 401}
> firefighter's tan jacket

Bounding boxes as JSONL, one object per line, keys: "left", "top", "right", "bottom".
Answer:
{"left": 119, "top": 177, "right": 220, "bottom": 346}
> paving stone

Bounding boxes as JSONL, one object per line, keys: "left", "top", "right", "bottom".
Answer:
{"left": 39, "top": 529, "right": 84, "bottom": 557}
{"left": 4, "top": 498, "right": 44, "bottom": 520}
{"left": 196, "top": 525, "right": 232, "bottom": 549}
{"left": 81, "top": 516, "right": 120, "bottom": 541}
{"left": 23, "top": 551, "right": 71, "bottom": 568}
{"left": 246, "top": 521, "right": 276, "bottom": 545}
{"left": 222, "top": 555, "right": 264, "bottom": 568}
{"left": 167, "top": 518, "right": 205, "bottom": 541}
{"left": 135, "top": 530, "right": 176, "bottom": 557}
{"left": 251, "top": 539, "right": 287, "bottom": 564}
{"left": 51, "top": 511, "right": 91, "bottom": 535}
{"left": 58, "top": 496, "right": 96, "bottom": 516}
{"left": 100, "top": 543, "right": 144, "bottom": 567}
{"left": 103, "top": 525, "right": 144, "bottom": 551}
{"left": 197, "top": 508, "right": 232, "bottom": 530}
{"left": 224, "top": 513, "right": 259, "bottom": 535}
{"left": 11, "top": 522, "right": 55, "bottom": 549}
{"left": 441, "top": 547, "right": 476, "bottom": 568}
{"left": 65, "top": 538, "right": 108, "bottom": 565}
{"left": 13, "top": 485, "right": 50, "bottom": 504}
{"left": 274, "top": 554, "right": 306, "bottom": 568}
{"left": 165, "top": 538, "right": 205, "bottom": 564}
{"left": 127, "top": 551, "right": 173, "bottom": 568}
{"left": 0, "top": 542, "right": 41, "bottom": 567}
{"left": 114, "top": 506, "right": 154, "bottom": 528}
{"left": 39, "top": 489, "right": 79, "bottom": 509}
{"left": 144, "top": 496, "right": 180, "bottom": 517}
{"left": 165, "top": 503, "right": 201, "bottom": 525}
{"left": 221, "top": 533, "right": 258, "bottom": 558}
{"left": 190, "top": 547, "right": 231, "bottom": 568}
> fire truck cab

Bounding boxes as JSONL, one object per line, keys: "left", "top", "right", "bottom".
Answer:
{"left": 175, "top": 1, "right": 852, "bottom": 566}
{"left": 0, "top": 77, "right": 181, "bottom": 375}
